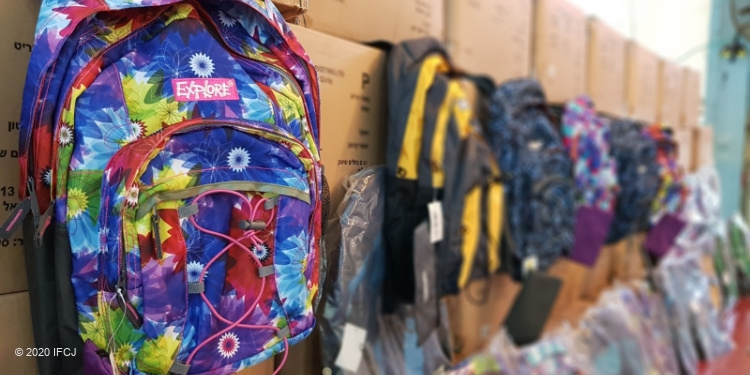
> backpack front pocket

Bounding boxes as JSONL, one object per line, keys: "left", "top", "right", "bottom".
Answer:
{"left": 98, "top": 123, "right": 314, "bottom": 373}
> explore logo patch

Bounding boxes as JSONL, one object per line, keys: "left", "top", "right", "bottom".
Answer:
{"left": 172, "top": 78, "right": 240, "bottom": 101}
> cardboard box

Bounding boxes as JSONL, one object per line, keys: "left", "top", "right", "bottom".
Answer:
{"left": 446, "top": 0, "right": 532, "bottom": 84}
{"left": 615, "top": 233, "right": 647, "bottom": 281}
{"left": 0, "top": 0, "right": 39, "bottom": 296}
{"left": 693, "top": 126, "right": 714, "bottom": 170}
{"left": 306, "top": 0, "right": 443, "bottom": 44}
{"left": 581, "top": 242, "right": 614, "bottom": 300}
{"left": 586, "top": 18, "right": 626, "bottom": 117}
{"left": 289, "top": 25, "right": 387, "bottom": 211}
{"left": 657, "top": 59, "right": 682, "bottom": 126}
{"left": 272, "top": 0, "right": 307, "bottom": 23}
{"left": 680, "top": 68, "right": 702, "bottom": 127}
{"left": 236, "top": 359, "right": 274, "bottom": 375}
{"left": 446, "top": 274, "right": 521, "bottom": 363}
{"left": 273, "top": 329, "right": 322, "bottom": 375}
{"left": 0, "top": 292, "right": 38, "bottom": 374}
{"left": 534, "top": 0, "right": 587, "bottom": 104}
{"left": 673, "top": 127, "right": 694, "bottom": 172}
{"left": 626, "top": 42, "right": 659, "bottom": 123}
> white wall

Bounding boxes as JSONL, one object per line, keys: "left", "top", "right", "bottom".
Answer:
{"left": 567, "top": 0, "right": 711, "bottom": 83}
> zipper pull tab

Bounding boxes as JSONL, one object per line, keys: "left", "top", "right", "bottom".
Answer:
{"left": 116, "top": 286, "right": 143, "bottom": 329}
{"left": 152, "top": 209, "right": 163, "bottom": 259}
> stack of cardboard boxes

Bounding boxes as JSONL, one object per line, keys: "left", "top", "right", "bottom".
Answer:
{"left": 0, "top": 1, "right": 41, "bottom": 374}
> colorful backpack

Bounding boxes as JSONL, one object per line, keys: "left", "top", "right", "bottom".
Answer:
{"left": 606, "top": 120, "right": 660, "bottom": 244}
{"left": 383, "top": 39, "right": 505, "bottom": 315}
{"left": 643, "top": 125, "right": 688, "bottom": 256}
{"left": 5, "top": 2, "right": 322, "bottom": 374}
{"left": 561, "top": 97, "right": 618, "bottom": 266}
{"left": 485, "top": 79, "right": 575, "bottom": 275}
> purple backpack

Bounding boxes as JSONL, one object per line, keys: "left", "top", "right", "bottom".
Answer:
{"left": 561, "top": 97, "right": 619, "bottom": 266}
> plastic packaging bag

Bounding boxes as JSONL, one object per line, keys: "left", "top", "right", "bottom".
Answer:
{"left": 656, "top": 252, "right": 734, "bottom": 363}
{"left": 516, "top": 324, "right": 579, "bottom": 375}
{"left": 319, "top": 167, "right": 387, "bottom": 374}
{"left": 629, "top": 283, "right": 681, "bottom": 374}
{"left": 572, "top": 286, "right": 651, "bottom": 375}
{"left": 443, "top": 329, "right": 519, "bottom": 375}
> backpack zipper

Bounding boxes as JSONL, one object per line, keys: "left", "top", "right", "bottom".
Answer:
{"left": 152, "top": 208, "right": 163, "bottom": 260}
{"left": 47, "top": 10, "right": 169, "bottom": 199}
{"left": 192, "top": 4, "right": 320, "bottom": 162}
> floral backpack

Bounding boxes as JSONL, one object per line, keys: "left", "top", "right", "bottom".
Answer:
{"left": 2, "top": 1, "right": 323, "bottom": 374}
{"left": 561, "top": 97, "right": 618, "bottom": 266}
{"left": 643, "top": 125, "right": 688, "bottom": 257}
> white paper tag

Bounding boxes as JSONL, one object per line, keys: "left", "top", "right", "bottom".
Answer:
{"left": 522, "top": 256, "right": 539, "bottom": 276}
{"left": 528, "top": 140, "right": 543, "bottom": 152}
{"left": 334, "top": 323, "right": 367, "bottom": 372}
{"left": 428, "top": 201, "right": 444, "bottom": 244}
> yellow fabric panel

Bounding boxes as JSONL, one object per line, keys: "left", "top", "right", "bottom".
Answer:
{"left": 458, "top": 186, "right": 482, "bottom": 288}
{"left": 396, "top": 55, "right": 450, "bottom": 180}
{"left": 430, "top": 81, "right": 462, "bottom": 188}
{"left": 487, "top": 182, "right": 504, "bottom": 273}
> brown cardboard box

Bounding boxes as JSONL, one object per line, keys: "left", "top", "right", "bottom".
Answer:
{"left": 305, "top": 0, "right": 443, "bottom": 43}
{"left": 446, "top": 274, "right": 521, "bottom": 363}
{"left": 446, "top": 0, "right": 532, "bottom": 84}
{"left": 621, "top": 234, "right": 647, "bottom": 281}
{"left": 236, "top": 359, "right": 274, "bottom": 375}
{"left": 547, "top": 259, "right": 587, "bottom": 316}
{"left": 0, "top": 0, "right": 39, "bottom": 296}
{"left": 657, "top": 59, "right": 682, "bottom": 126}
{"left": 273, "top": 328, "right": 322, "bottom": 375}
{"left": 534, "top": 0, "right": 587, "bottom": 104}
{"left": 0, "top": 292, "right": 38, "bottom": 375}
{"left": 680, "top": 68, "right": 702, "bottom": 127}
{"left": 693, "top": 125, "right": 714, "bottom": 170}
{"left": 581, "top": 242, "right": 614, "bottom": 300}
{"left": 700, "top": 253, "right": 723, "bottom": 310}
{"left": 272, "top": 0, "right": 307, "bottom": 23}
{"left": 586, "top": 18, "right": 626, "bottom": 117}
{"left": 626, "top": 42, "right": 659, "bottom": 123}
{"left": 289, "top": 25, "right": 387, "bottom": 211}
{"left": 673, "top": 127, "right": 694, "bottom": 172}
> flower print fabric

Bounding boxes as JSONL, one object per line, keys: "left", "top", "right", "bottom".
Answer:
{"left": 561, "top": 97, "right": 619, "bottom": 266}
{"left": 644, "top": 124, "right": 688, "bottom": 222}
{"left": 561, "top": 96, "right": 618, "bottom": 213}
{"left": 20, "top": 1, "right": 322, "bottom": 375}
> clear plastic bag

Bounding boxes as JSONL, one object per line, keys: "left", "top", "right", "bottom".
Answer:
{"left": 655, "top": 252, "right": 734, "bottom": 364}
{"left": 572, "top": 286, "right": 652, "bottom": 375}
{"left": 629, "top": 282, "right": 681, "bottom": 374}
{"left": 319, "top": 167, "right": 388, "bottom": 374}
{"left": 443, "top": 329, "right": 519, "bottom": 375}
{"left": 516, "top": 324, "right": 580, "bottom": 375}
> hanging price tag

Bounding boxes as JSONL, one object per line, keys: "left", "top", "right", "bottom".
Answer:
{"left": 522, "top": 255, "right": 539, "bottom": 277}
{"left": 428, "top": 201, "right": 444, "bottom": 244}
{"left": 334, "top": 323, "right": 367, "bottom": 372}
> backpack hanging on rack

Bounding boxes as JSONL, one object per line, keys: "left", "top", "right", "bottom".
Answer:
{"left": 643, "top": 124, "right": 688, "bottom": 258}
{"left": 607, "top": 120, "right": 660, "bottom": 244}
{"left": 382, "top": 39, "right": 505, "bottom": 337}
{"left": 3, "top": 2, "right": 323, "bottom": 374}
{"left": 484, "top": 78, "right": 575, "bottom": 277}
{"left": 560, "top": 96, "right": 619, "bottom": 266}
